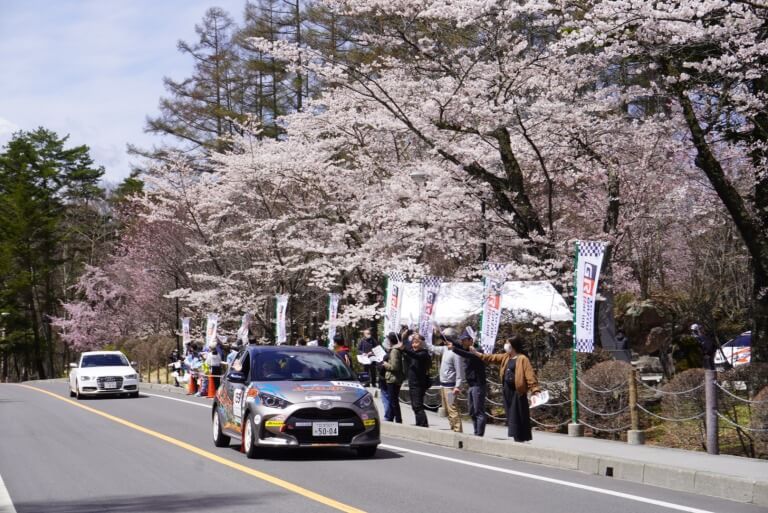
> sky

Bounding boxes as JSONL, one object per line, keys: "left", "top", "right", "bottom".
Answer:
{"left": 0, "top": 0, "right": 248, "bottom": 185}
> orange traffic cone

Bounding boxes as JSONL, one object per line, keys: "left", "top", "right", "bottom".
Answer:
{"left": 207, "top": 374, "right": 216, "bottom": 398}
{"left": 187, "top": 373, "right": 197, "bottom": 395}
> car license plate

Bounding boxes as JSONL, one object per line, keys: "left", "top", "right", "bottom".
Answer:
{"left": 312, "top": 422, "right": 338, "bottom": 436}
{"left": 104, "top": 381, "right": 117, "bottom": 389}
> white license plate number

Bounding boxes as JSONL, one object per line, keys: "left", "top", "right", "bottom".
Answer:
{"left": 312, "top": 422, "right": 338, "bottom": 436}
{"left": 104, "top": 381, "right": 117, "bottom": 389}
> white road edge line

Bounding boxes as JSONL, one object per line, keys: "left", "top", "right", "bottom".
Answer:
{"left": 141, "top": 389, "right": 720, "bottom": 513}
{"left": 140, "top": 392, "right": 210, "bottom": 408}
{"left": 379, "top": 444, "right": 718, "bottom": 513}
{"left": 0, "top": 473, "right": 18, "bottom": 513}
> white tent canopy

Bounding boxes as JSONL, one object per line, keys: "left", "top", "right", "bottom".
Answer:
{"left": 398, "top": 281, "right": 571, "bottom": 326}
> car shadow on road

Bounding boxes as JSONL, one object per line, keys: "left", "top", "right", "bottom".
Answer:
{"left": 13, "top": 492, "right": 278, "bottom": 513}
{"left": 226, "top": 445, "right": 404, "bottom": 461}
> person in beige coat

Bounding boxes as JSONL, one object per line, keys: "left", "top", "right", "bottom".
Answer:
{"left": 472, "top": 336, "right": 541, "bottom": 442}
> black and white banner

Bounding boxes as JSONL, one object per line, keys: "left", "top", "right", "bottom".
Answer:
{"left": 419, "top": 276, "right": 442, "bottom": 347}
{"left": 328, "top": 293, "right": 341, "bottom": 350}
{"left": 237, "top": 313, "right": 252, "bottom": 345}
{"left": 275, "top": 294, "right": 289, "bottom": 345}
{"left": 205, "top": 313, "right": 219, "bottom": 349}
{"left": 181, "top": 317, "right": 191, "bottom": 351}
{"left": 480, "top": 263, "right": 507, "bottom": 354}
{"left": 575, "top": 241, "right": 606, "bottom": 353}
{"left": 384, "top": 271, "right": 407, "bottom": 337}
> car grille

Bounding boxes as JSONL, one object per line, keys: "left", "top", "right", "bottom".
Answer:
{"left": 286, "top": 408, "right": 364, "bottom": 444}
{"left": 97, "top": 376, "right": 124, "bottom": 390}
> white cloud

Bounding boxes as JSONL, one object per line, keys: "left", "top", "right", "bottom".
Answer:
{"left": 0, "top": 117, "right": 19, "bottom": 145}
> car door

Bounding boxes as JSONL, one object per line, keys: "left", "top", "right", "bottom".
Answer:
{"left": 223, "top": 351, "right": 250, "bottom": 434}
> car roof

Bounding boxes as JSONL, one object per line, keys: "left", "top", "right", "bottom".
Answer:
{"left": 246, "top": 345, "right": 330, "bottom": 355}
{"left": 81, "top": 351, "right": 124, "bottom": 356}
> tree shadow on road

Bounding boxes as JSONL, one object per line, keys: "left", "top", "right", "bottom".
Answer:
{"left": 13, "top": 492, "right": 278, "bottom": 513}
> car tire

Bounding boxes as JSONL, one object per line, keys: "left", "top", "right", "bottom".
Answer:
{"left": 243, "top": 411, "right": 259, "bottom": 459}
{"left": 69, "top": 387, "right": 75, "bottom": 398}
{"left": 356, "top": 445, "right": 377, "bottom": 458}
{"left": 212, "top": 409, "right": 231, "bottom": 447}
{"left": 75, "top": 383, "right": 82, "bottom": 400}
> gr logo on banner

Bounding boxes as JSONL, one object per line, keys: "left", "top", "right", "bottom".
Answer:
{"left": 583, "top": 263, "right": 597, "bottom": 297}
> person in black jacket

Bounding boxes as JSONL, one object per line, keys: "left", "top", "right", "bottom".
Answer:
{"left": 449, "top": 330, "right": 487, "bottom": 436}
{"left": 357, "top": 329, "right": 378, "bottom": 387}
{"left": 402, "top": 333, "right": 432, "bottom": 427}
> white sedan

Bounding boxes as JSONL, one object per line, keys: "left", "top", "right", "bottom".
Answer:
{"left": 69, "top": 351, "right": 140, "bottom": 399}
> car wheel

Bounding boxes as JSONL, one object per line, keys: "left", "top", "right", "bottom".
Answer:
{"left": 69, "top": 386, "right": 75, "bottom": 398}
{"left": 243, "top": 412, "right": 259, "bottom": 459}
{"left": 75, "top": 383, "right": 82, "bottom": 400}
{"left": 356, "top": 445, "right": 378, "bottom": 458}
{"left": 212, "top": 409, "right": 231, "bottom": 447}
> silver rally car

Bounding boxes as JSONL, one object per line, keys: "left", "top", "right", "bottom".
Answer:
{"left": 212, "top": 345, "right": 380, "bottom": 458}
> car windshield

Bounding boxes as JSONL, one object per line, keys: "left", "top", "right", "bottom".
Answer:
{"left": 726, "top": 334, "right": 751, "bottom": 348}
{"left": 81, "top": 354, "right": 130, "bottom": 367}
{"left": 253, "top": 350, "right": 354, "bottom": 381}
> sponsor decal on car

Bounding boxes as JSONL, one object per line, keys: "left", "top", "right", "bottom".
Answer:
{"left": 330, "top": 381, "right": 365, "bottom": 389}
{"left": 363, "top": 419, "right": 377, "bottom": 427}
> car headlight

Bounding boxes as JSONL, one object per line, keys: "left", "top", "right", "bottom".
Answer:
{"left": 124, "top": 374, "right": 138, "bottom": 380}
{"left": 259, "top": 392, "right": 291, "bottom": 409}
{"left": 355, "top": 393, "right": 374, "bottom": 409}
{"left": 80, "top": 376, "right": 93, "bottom": 381}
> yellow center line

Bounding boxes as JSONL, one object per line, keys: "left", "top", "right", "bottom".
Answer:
{"left": 19, "top": 384, "right": 366, "bottom": 513}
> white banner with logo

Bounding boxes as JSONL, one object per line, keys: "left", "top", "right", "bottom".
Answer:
{"left": 575, "top": 241, "right": 606, "bottom": 352}
{"left": 205, "top": 313, "right": 219, "bottom": 349}
{"left": 480, "top": 263, "right": 508, "bottom": 354}
{"left": 237, "top": 313, "right": 252, "bottom": 345}
{"left": 328, "top": 293, "right": 341, "bottom": 350}
{"left": 419, "top": 276, "right": 442, "bottom": 347}
{"left": 275, "top": 294, "right": 289, "bottom": 345}
{"left": 384, "top": 271, "right": 407, "bottom": 338}
{"left": 181, "top": 317, "right": 191, "bottom": 351}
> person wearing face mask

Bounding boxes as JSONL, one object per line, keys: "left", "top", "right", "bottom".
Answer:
{"left": 471, "top": 336, "right": 541, "bottom": 442}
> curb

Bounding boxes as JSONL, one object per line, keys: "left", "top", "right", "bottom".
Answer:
{"left": 140, "top": 382, "right": 191, "bottom": 396}
{"left": 380, "top": 422, "right": 768, "bottom": 507}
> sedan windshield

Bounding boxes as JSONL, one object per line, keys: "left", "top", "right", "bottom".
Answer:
{"left": 81, "top": 354, "right": 130, "bottom": 367}
{"left": 253, "top": 351, "right": 354, "bottom": 381}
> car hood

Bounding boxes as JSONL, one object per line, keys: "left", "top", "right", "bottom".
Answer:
{"left": 76, "top": 366, "right": 136, "bottom": 377}
{"left": 254, "top": 380, "right": 368, "bottom": 404}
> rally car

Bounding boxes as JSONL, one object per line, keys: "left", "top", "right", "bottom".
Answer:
{"left": 211, "top": 345, "right": 380, "bottom": 458}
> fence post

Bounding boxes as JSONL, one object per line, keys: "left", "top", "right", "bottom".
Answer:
{"left": 156, "top": 363, "right": 160, "bottom": 384}
{"left": 705, "top": 369, "right": 719, "bottom": 455}
{"left": 627, "top": 368, "right": 644, "bottom": 445}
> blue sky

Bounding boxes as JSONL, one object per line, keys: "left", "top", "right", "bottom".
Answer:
{"left": 0, "top": 0, "right": 247, "bottom": 185}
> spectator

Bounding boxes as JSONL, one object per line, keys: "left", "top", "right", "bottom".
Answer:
{"left": 226, "top": 343, "right": 241, "bottom": 368}
{"left": 357, "top": 329, "right": 379, "bottom": 387}
{"left": 431, "top": 327, "right": 465, "bottom": 433}
{"left": 472, "top": 336, "right": 541, "bottom": 442}
{"left": 402, "top": 333, "right": 432, "bottom": 427}
{"left": 449, "top": 329, "right": 487, "bottom": 437}
{"left": 691, "top": 324, "right": 716, "bottom": 370}
{"left": 334, "top": 334, "right": 352, "bottom": 368}
{"left": 382, "top": 332, "right": 406, "bottom": 423}
{"left": 206, "top": 348, "right": 222, "bottom": 391}
{"left": 377, "top": 336, "right": 391, "bottom": 416}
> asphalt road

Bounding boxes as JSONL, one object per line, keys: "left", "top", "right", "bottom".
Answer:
{"left": 0, "top": 382, "right": 765, "bottom": 513}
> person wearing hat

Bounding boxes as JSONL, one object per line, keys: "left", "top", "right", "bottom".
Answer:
{"left": 431, "top": 327, "right": 465, "bottom": 433}
{"left": 691, "top": 324, "right": 716, "bottom": 370}
{"left": 449, "top": 328, "right": 487, "bottom": 436}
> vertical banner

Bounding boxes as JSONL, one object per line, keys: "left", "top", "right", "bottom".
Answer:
{"left": 480, "top": 263, "right": 508, "bottom": 354}
{"left": 384, "top": 271, "right": 407, "bottom": 337}
{"left": 575, "top": 241, "right": 606, "bottom": 352}
{"left": 328, "top": 293, "right": 341, "bottom": 350}
{"left": 237, "top": 313, "right": 252, "bottom": 345}
{"left": 419, "top": 276, "right": 442, "bottom": 347}
{"left": 181, "top": 317, "right": 191, "bottom": 352}
{"left": 205, "top": 313, "right": 219, "bottom": 349}
{"left": 275, "top": 294, "right": 289, "bottom": 345}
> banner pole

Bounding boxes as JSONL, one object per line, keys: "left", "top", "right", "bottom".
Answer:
{"left": 572, "top": 241, "right": 579, "bottom": 426}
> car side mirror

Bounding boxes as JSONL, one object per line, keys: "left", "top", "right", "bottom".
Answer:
{"left": 69, "top": 363, "right": 78, "bottom": 369}
{"left": 227, "top": 371, "right": 246, "bottom": 384}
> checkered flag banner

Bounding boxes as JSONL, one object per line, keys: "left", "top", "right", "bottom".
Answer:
{"left": 275, "top": 294, "right": 289, "bottom": 345}
{"left": 575, "top": 241, "right": 606, "bottom": 352}
{"left": 384, "top": 271, "right": 407, "bottom": 336}
{"left": 327, "top": 293, "right": 341, "bottom": 350}
{"left": 480, "top": 263, "right": 508, "bottom": 354}
{"left": 419, "top": 276, "right": 443, "bottom": 347}
{"left": 205, "top": 313, "right": 219, "bottom": 349}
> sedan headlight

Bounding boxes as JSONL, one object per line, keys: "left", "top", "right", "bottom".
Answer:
{"left": 355, "top": 393, "right": 374, "bottom": 409}
{"left": 259, "top": 392, "right": 291, "bottom": 409}
{"left": 124, "top": 374, "right": 138, "bottom": 380}
{"left": 80, "top": 376, "right": 93, "bottom": 381}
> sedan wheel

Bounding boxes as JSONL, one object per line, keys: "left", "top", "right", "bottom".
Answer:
{"left": 212, "top": 409, "right": 231, "bottom": 447}
{"left": 244, "top": 413, "right": 259, "bottom": 459}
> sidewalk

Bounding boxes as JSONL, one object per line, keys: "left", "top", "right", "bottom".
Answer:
{"left": 374, "top": 389, "right": 768, "bottom": 507}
